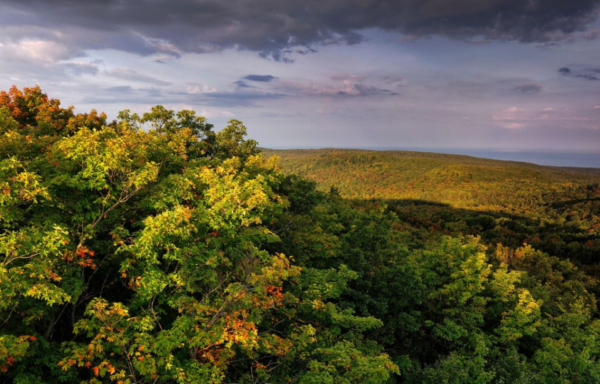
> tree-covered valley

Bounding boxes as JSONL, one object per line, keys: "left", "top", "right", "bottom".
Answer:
{"left": 1, "top": 86, "right": 600, "bottom": 383}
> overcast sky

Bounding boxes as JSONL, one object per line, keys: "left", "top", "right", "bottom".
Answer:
{"left": 1, "top": 0, "right": 600, "bottom": 151}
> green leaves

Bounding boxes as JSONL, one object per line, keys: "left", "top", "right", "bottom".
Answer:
{"left": 0, "top": 107, "right": 18, "bottom": 134}
{"left": 0, "top": 159, "right": 49, "bottom": 225}
{"left": 300, "top": 341, "right": 398, "bottom": 384}
{"left": 0, "top": 225, "right": 71, "bottom": 308}
{"left": 214, "top": 120, "right": 258, "bottom": 161}
{"left": 5, "top": 86, "right": 599, "bottom": 384}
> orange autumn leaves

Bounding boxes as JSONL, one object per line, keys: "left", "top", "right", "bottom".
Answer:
{"left": 0, "top": 85, "right": 106, "bottom": 134}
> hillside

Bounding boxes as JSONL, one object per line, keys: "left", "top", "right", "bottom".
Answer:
{"left": 263, "top": 148, "right": 600, "bottom": 212}
{"left": 265, "top": 147, "right": 600, "bottom": 265}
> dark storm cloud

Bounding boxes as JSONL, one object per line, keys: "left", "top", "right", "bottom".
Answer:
{"left": 243, "top": 75, "right": 278, "bottom": 82}
{"left": 2, "top": 0, "right": 600, "bottom": 60}
{"left": 512, "top": 82, "right": 543, "bottom": 94}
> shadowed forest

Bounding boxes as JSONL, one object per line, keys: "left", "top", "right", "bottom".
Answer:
{"left": 1, "top": 86, "right": 600, "bottom": 383}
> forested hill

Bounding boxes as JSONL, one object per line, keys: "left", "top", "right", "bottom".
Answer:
{"left": 263, "top": 148, "right": 600, "bottom": 212}
{"left": 265, "top": 147, "right": 600, "bottom": 265}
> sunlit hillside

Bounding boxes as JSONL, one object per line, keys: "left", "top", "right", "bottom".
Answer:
{"left": 264, "top": 148, "right": 600, "bottom": 214}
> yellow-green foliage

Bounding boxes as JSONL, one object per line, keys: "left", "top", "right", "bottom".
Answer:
{"left": 1, "top": 87, "right": 600, "bottom": 384}
{"left": 264, "top": 148, "right": 599, "bottom": 214}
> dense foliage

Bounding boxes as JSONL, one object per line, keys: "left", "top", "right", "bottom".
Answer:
{"left": 0, "top": 86, "right": 599, "bottom": 383}
{"left": 265, "top": 148, "right": 600, "bottom": 271}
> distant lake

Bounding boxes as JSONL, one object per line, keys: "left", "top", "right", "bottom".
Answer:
{"left": 396, "top": 149, "right": 600, "bottom": 169}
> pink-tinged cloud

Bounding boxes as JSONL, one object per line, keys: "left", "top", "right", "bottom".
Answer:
{"left": 492, "top": 107, "right": 596, "bottom": 130}
{"left": 187, "top": 83, "right": 218, "bottom": 94}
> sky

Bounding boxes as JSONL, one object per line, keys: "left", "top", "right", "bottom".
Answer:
{"left": 1, "top": 0, "right": 600, "bottom": 151}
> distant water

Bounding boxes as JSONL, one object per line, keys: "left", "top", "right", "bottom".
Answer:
{"left": 397, "top": 149, "right": 600, "bottom": 169}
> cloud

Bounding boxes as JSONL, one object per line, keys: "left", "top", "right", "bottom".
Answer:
{"left": 78, "top": 86, "right": 167, "bottom": 104}
{"left": 105, "top": 68, "right": 172, "bottom": 86}
{"left": 0, "top": 39, "right": 71, "bottom": 63}
{"left": 512, "top": 82, "right": 543, "bottom": 94}
{"left": 492, "top": 106, "right": 595, "bottom": 129}
{"left": 559, "top": 66, "right": 600, "bottom": 80}
{"left": 231, "top": 74, "right": 398, "bottom": 98}
{"left": 106, "top": 86, "right": 135, "bottom": 93}
{"left": 146, "top": 87, "right": 162, "bottom": 97}
{"left": 168, "top": 85, "right": 287, "bottom": 107}
{"left": 243, "top": 75, "right": 278, "bottom": 82}
{"left": 174, "top": 73, "right": 397, "bottom": 108}
{"left": 380, "top": 75, "right": 404, "bottom": 85}
{"left": 581, "top": 74, "right": 600, "bottom": 80}
{"left": 138, "top": 35, "right": 182, "bottom": 58}
{"left": 501, "top": 122, "right": 527, "bottom": 129}
{"left": 201, "top": 91, "right": 286, "bottom": 107}
{"left": 71, "top": 72, "right": 399, "bottom": 110}
{"left": 234, "top": 80, "right": 254, "bottom": 89}
{"left": 187, "top": 83, "right": 218, "bottom": 94}
{"left": 62, "top": 62, "right": 100, "bottom": 76}
{"left": 2, "top": 0, "right": 600, "bottom": 61}
{"left": 271, "top": 75, "right": 397, "bottom": 97}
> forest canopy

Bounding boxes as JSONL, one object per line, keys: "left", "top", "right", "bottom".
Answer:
{"left": 1, "top": 86, "right": 599, "bottom": 383}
